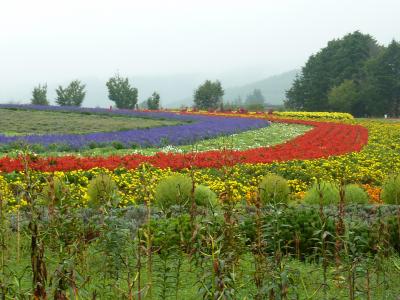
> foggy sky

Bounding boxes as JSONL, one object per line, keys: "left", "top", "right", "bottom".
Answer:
{"left": 1, "top": 0, "right": 399, "bottom": 103}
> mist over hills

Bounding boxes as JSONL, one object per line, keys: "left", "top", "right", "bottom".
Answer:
{"left": 223, "top": 70, "right": 298, "bottom": 105}
{"left": 0, "top": 69, "right": 298, "bottom": 108}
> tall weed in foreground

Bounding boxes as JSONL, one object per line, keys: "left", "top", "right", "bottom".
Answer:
{"left": 0, "top": 171, "right": 10, "bottom": 296}
{"left": 43, "top": 175, "right": 83, "bottom": 299}
{"left": 260, "top": 174, "right": 296, "bottom": 299}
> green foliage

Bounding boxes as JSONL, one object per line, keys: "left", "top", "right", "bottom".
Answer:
{"left": 242, "top": 205, "right": 400, "bottom": 257}
{"left": 303, "top": 182, "right": 339, "bottom": 205}
{"left": 194, "top": 185, "right": 218, "bottom": 208}
{"left": 327, "top": 79, "right": 359, "bottom": 113}
{"left": 344, "top": 184, "right": 369, "bottom": 204}
{"left": 147, "top": 91, "right": 160, "bottom": 110}
{"left": 154, "top": 175, "right": 192, "bottom": 210}
{"left": 55, "top": 80, "right": 86, "bottom": 106}
{"left": 245, "top": 89, "right": 265, "bottom": 111}
{"left": 285, "top": 31, "right": 381, "bottom": 114}
{"left": 304, "top": 182, "right": 369, "bottom": 205}
{"left": 40, "top": 177, "right": 70, "bottom": 205}
{"left": 258, "top": 174, "right": 290, "bottom": 205}
{"left": 87, "top": 174, "right": 118, "bottom": 208}
{"left": 381, "top": 174, "right": 400, "bottom": 204}
{"left": 31, "top": 84, "right": 49, "bottom": 105}
{"left": 150, "top": 214, "right": 193, "bottom": 250}
{"left": 106, "top": 74, "right": 138, "bottom": 109}
{"left": 363, "top": 40, "right": 400, "bottom": 117}
{"left": 193, "top": 80, "right": 224, "bottom": 110}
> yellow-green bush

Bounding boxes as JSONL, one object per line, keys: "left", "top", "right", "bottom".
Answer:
{"left": 194, "top": 185, "right": 218, "bottom": 208}
{"left": 258, "top": 174, "right": 290, "bottom": 205}
{"left": 381, "top": 174, "right": 400, "bottom": 205}
{"left": 154, "top": 174, "right": 192, "bottom": 210}
{"left": 87, "top": 174, "right": 118, "bottom": 207}
{"left": 304, "top": 182, "right": 369, "bottom": 205}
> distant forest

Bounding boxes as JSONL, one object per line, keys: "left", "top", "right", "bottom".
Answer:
{"left": 285, "top": 31, "right": 400, "bottom": 117}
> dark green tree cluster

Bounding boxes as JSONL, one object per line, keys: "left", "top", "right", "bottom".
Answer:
{"left": 193, "top": 80, "right": 224, "bottom": 110}
{"left": 106, "top": 75, "right": 138, "bottom": 109}
{"left": 31, "top": 84, "right": 49, "bottom": 105}
{"left": 285, "top": 31, "right": 400, "bottom": 117}
{"left": 147, "top": 92, "right": 160, "bottom": 110}
{"left": 56, "top": 80, "right": 86, "bottom": 106}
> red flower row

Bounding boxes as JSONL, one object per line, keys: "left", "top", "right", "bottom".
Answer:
{"left": 0, "top": 117, "right": 368, "bottom": 172}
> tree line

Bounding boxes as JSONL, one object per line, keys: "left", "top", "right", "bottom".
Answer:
{"left": 31, "top": 75, "right": 161, "bottom": 110}
{"left": 285, "top": 31, "right": 400, "bottom": 117}
{"left": 31, "top": 77, "right": 268, "bottom": 111}
{"left": 192, "top": 80, "right": 268, "bottom": 111}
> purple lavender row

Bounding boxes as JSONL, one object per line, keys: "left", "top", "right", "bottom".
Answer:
{"left": 0, "top": 104, "right": 270, "bottom": 149}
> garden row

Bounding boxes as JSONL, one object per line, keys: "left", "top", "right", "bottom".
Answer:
{"left": 0, "top": 115, "right": 368, "bottom": 172}
{"left": 0, "top": 105, "right": 269, "bottom": 150}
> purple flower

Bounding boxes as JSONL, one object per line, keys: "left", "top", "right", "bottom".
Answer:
{"left": 0, "top": 104, "right": 269, "bottom": 149}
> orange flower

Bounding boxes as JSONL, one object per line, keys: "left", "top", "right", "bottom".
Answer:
{"left": 362, "top": 184, "right": 382, "bottom": 204}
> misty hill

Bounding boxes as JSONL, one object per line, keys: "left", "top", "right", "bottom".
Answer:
{"left": 168, "top": 69, "right": 299, "bottom": 108}
{"left": 0, "top": 69, "right": 297, "bottom": 108}
{"left": 223, "top": 70, "right": 298, "bottom": 105}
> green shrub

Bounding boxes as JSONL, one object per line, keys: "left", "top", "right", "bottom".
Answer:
{"left": 194, "top": 185, "right": 218, "bottom": 208}
{"left": 303, "top": 181, "right": 339, "bottom": 205}
{"left": 304, "top": 182, "right": 369, "bottom": 205}
{"left": 381, "top": 174, "right": 400, "bottom": 204}
{"left": 154, "top": 174, "right": 192, "bottom": 210}
{"left": 344, "top": 184, "right": 369, "bottom": 204}
{"left": 87, "top": 174, "right": 118, "bottom": 208}
{"left": 258, "top": 174, "right": 290, "bottom": 205}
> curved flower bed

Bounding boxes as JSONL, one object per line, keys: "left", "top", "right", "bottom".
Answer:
{"left": 0, "top": 117, "right": 368, "bottom": 172}
{"left": 0, "top": 105, "right": 269, "bottom": 149}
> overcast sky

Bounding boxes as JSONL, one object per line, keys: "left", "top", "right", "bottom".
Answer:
{"left": 1, "top": 0, "right": 399, "bottom": 95}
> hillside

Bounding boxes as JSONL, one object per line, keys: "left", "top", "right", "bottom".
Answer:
{"left": 223, "top": 69, "right": 298, "bottom": 105}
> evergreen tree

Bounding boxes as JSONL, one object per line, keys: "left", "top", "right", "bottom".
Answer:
{"left": 285, "top": 31, "right": 381, "bottom": 111}
{"left": 362, "top": 40, "right": 400, "bottom": 116}
{"left": 31, "top": 84, "right": 49, "bottom": 105}
{"left": 106, "top": 75, "right": 138, "bottom": 109}
{"left": 327, "top": 80, "right": 360, "bottom": 113}
{"left": 193, "top": 80, "right": 224, "bottom": 110}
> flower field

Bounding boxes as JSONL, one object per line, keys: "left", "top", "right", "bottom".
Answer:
{"left": 0, "top": 105, "right": 269, "bottom": 150}
{"left": 0, "top": 108, "right": 398, "bottom": 204}
{"left": 1, "top": 106, "right": 400, "bottom": 299}
{"left": 0, "top": 115, "right": 398, "bottom": 205}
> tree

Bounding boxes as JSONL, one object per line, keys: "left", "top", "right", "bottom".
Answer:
{"left": 193, "top": 80, "right": 224, "bottom": 110}
{"left": 362, "top": 40, "right": 400, "bottom": 117}
{"left": 106, "top": 75, "right": 138, "bottom": 109}
{"left": 56, "top": 80, "right": 86, "bottom": 106}
{"left": 245, "top": 89, "right": 266, "bottom": 111}
{"left": 31, "top": 84, "right": 49, "bottom": 105}
{"left": 285, "top": 31, "right": 381, "bottom": 111}
{"left": 327, "top": 80, "right": 359, "bottom": 113}
{"left": 147, "top": 92, "right": 160, "bottom": 110}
